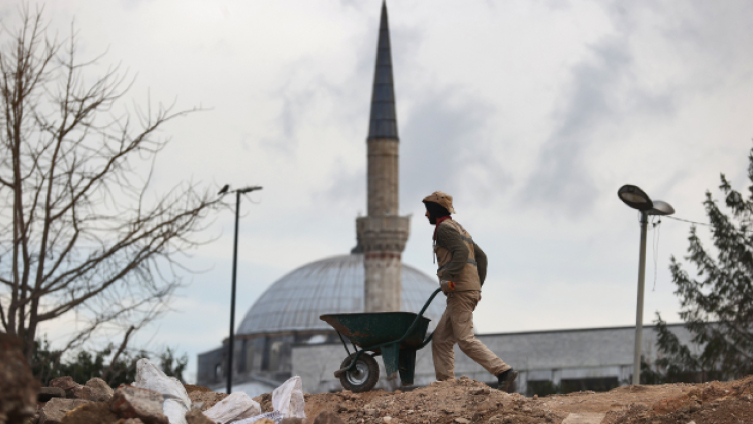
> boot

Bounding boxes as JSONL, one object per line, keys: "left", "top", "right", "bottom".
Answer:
{"left": 497, "top": 368, "right": 518, "bottom": 392}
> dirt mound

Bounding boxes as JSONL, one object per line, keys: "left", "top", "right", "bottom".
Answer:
{"left": 279, "top": 375, "right": 753, "bottom": 424}
{"left": 287, "top": 376, "right": 563, "bottom": 424}
{"left": 603, "top": 376, "right": 753, "bottom": 424}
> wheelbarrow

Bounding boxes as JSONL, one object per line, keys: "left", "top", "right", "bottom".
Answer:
{"left": 319, "top": 287, "right": 442, "bottom": 392}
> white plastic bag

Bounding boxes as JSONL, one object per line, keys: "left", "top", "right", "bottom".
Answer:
{"left": 271, "top": 376, "right": 305, "bottom": 419}
{"left": 203, "top": 392, "right": 261, "bottom": 424}
{"left": 133, "top": 358, "right": 192, "bottom": 424}
{"left": 231, "top": 410, "right": 283, "bottom": 424}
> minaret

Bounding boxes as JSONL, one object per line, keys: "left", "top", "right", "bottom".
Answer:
{"left": 356, "top": 1, "right": 410, "bottom": 313}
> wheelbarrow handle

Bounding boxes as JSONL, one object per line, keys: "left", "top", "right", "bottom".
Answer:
{"left": 395, "top": 287, "right": 443, "bottom": 347}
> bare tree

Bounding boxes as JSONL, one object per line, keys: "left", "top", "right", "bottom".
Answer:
{"left": 0, "top": 7, "right": 222, "bottom": 363}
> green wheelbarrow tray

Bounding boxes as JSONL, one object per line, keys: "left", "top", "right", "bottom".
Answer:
{"left": 319, "top": 311, "right": 431, "bottom": 352}
{"left": 320, "top": 287, "right": 443, "bottom": 391}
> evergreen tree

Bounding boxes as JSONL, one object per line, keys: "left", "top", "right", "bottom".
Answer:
{"left": 32, "top": 336, "right": 188, "bottom": 387}
{"left": 652, "top": 144, "right": 753, "bottom": 382}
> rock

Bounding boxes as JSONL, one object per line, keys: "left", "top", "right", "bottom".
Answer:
{"left": 0, "top": 333, "right": 39, "bottom": 424}
{"left": 455, "top": 418, "right": 470, "bottom": 424}
{"left": 185, "top": 409, "right": 214, "bottom": 424}
{"left": 60, "top": 401, "right": 118, "bottom": 424}
{"left": 70, "top": 385, "right": 94, "bottom": 400}
{"left": 313, "top": 411, "right": 344, "bottom": 424}
{"left": 109, "top": 385, "right": 169, "bottom": 424}
{"left": 38, "top": 398, "right": 90, "bottom": 424}
{"left": 86, "top": 378, "right": 115, "bottom": 402}
{"left": 281, "top": 418, "right": 304, "bottom": 424}
{"left": 39, "top": 387, "right": 67, "bottom": 402}
{"left": 50, "top": 377, "right": 81, "bottom": 398}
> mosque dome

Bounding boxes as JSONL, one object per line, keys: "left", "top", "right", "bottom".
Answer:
{"left": 237, "top": 253, "right": 444, "bottom": 336}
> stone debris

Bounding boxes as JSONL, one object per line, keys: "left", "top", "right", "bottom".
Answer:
{"left": 0, "top": 333, "right": 39, "bottom": 424}
{"left": 38, "top": 387, "right": 66, "bottom": 402}
{"left": 59, "top": 401, "right": 118, "bottom": 424}
{"left": 109, "top": 385, "right": 169, "bottom": 424}
{"left": 37, "top": 398, "right": 90, "bottom": 424}
{"left": 85, "top": 378, "right": 115, "bottom": 402}
{"left": 30, "top": 373, "right": 753, "bottom": 424}
{"left": 49, "top": 377, "right": 82, "bottom": 399}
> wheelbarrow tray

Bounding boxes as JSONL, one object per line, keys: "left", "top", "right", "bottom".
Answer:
{"left": 320, "top": 312, "right": 430, "bottom": 351}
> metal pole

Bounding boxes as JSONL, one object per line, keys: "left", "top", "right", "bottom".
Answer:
{"left": 227, "top": 190, "right": 241, "bottom": 394}
{"left": 632, "top": 211, "right": 648, "bottom": 385}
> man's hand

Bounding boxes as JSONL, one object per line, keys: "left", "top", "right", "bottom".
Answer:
{"left": 440, "top": 280, "right": 455, "bottom": 292}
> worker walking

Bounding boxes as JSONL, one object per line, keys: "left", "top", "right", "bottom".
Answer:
{"left": 423, "top": 191, "right": 518, "bottom": 391}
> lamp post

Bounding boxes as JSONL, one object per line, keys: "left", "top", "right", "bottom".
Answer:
{"left": 617, "top": 185, "right": 674, "bottom": 386}
{"left": 221, "top": 185, "right": 262, "bottom": 394}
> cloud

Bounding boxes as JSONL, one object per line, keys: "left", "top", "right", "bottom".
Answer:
{"left": 521, "top": 35, "right": 632, "bottom": 216}
{"left": 399, "top": 86, "right": 508, "bottom": 210}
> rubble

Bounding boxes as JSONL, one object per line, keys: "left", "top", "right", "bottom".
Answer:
{"left": 38, "top": 387, "right": 66, "bottom": 402}
{"left": 28, "top": 373, "right": 753, "bottom": 424}
{"left": 59, "top": 401, "right": 118, "bottom": 424}
{"left": 85, "top": 378, "right": 115, "bottom": 402}
{"left": 49, "top": 377, "right": 82, "bottom": 399}
{"left": 0, "top": 333, "right": 39, "bottom": 424}
{"left": 110, "top": 385, "right": 169, "bottom": 424}
{"left": 37, "top": 398, "right": 90, "bottom": 424}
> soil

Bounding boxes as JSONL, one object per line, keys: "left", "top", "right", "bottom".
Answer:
{"left": 233, "top": 375, "right": 753, "bottom": 424}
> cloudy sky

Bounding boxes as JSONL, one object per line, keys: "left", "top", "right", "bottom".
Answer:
{"left": 4, "top": 0, "right": 753, "bottom": 382}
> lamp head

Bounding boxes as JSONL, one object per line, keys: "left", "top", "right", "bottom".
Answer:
{"left": 618, "top": 185, "right": 653, "bottom": 211}
{"left": 647, "top": 200, "right": 675, "bottom": 216}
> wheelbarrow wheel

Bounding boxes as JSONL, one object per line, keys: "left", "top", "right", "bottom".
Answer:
{"left": 338, "top": 354, "right": 380, "bottom": 393}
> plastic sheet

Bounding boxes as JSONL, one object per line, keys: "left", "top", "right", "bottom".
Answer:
{"left": 204, "top": 392, "right": 261, "bottom": 424}
{"left": 133, "top": 358, "right": 192, "bottom": 424}
{"left": 231, "top": 410, "right": 283, "bottom": 424}
{"left": 271, "top": 376, "right": 305, "bottom": 419}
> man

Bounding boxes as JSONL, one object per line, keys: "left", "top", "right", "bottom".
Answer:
{"left": 423, "top": 191, "right": 517, "bottom": 391}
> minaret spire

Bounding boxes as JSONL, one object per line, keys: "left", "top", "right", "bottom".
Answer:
{"left": 368, "top": 1, "right": 398, "bottom": 140}
{"left": 357, "top": 1, "right": 411, "bottom": 313}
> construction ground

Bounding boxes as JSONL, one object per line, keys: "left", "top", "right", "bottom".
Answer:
{"left": 186, "top": 374, "right": 753, "bottom": 424}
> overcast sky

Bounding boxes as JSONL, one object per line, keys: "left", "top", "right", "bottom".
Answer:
{"left": 4, "top": 0, "right": 753, "bottom": 383}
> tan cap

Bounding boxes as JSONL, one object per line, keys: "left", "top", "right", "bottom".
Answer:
{"left": 422, "top": 191, "right": 456, "bottom": 214}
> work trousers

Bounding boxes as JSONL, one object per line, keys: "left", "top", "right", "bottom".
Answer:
{"left": 432, "top": 290, "right": 510, "bottom": 380}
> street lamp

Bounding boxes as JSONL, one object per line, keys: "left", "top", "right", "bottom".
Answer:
{"left": 617, "top": 184, "right": 674, "bottom": 386}
{"left": 220, "top": 185, "right": 263, "bottom": 394}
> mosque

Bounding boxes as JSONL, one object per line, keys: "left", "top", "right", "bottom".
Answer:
{"left": 197, "top": 3, "right": 695, "bottom": 396}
